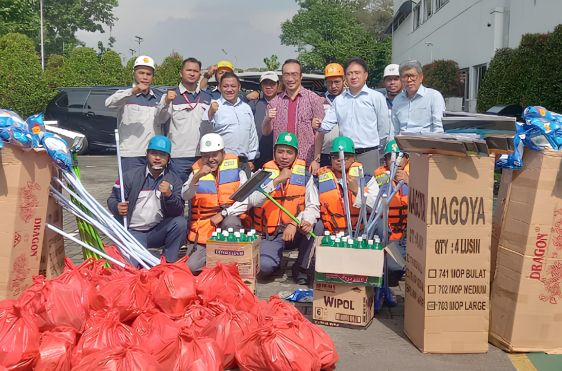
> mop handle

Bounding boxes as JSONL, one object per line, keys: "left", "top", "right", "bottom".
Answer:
{"left": 259, "top": 189, "right": 317, "bottom": 238}
{"left": 114, "top": 129, "right": 128, "bottom": 228}
{"left": 339, "top": 147, "right": 353, "bottom": 236}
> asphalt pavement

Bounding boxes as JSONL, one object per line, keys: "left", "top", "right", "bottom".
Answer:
{"left": 62, "top": 155, "right": 554, "bottom": 371}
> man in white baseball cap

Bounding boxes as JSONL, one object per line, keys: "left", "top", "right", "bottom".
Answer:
{"left": 182, "top": 133, "right": 250, "bottom": 272}
{"left": 106, "top": 55, "right": 166, "bottom": 170}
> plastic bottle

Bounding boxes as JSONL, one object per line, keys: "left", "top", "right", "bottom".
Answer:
{"left": 357, "top": 236, "right": 364, "bottom": 249}
{"left": 216, "top": 228, "right": 222, "bottom": 234}
{"left": 329, "top": 235, "right": 336, "bottom": 247}
{"left": 210, "top": 231, "right": 217, "bottom": 241}
{"left": 228, "top": 228, "right": 234, "bottom": 233}
{"left": 367, "top": 239, "right": 375, "bottom": 250}
{"left": 322, "top": 231, "right": 331, "bottom": 246}
{"left": 334, "top": 238, "right": 342, "bottom": 248}
{"left": 347, "top": 239, "right": 354, "bottom": 249}
{"left": 374, "top": 236, "right": 382, "bottom": 250}
{"left": 222, "top": 231, "right": 229, "bottom": 241}
{"left": 234, "top": 232, "right": 241, "bottom": 242}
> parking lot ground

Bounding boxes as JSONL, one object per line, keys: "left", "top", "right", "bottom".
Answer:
{"left": 62, "top": 156, "right": 561, "bottom": 370}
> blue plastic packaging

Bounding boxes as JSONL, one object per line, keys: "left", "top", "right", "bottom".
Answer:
{"left": 41, "top": 132, "right": 72, "bottom": 170}
{"left": 25, "top": 113, "right": 45, "bottom": 148}
{"left": 495, "top": 123, "right": 524, "bottom": 169}
{"left": 521, "top": 106, "right": 562, "bottom": 151}
{"left": 285, "top": 289, "right": 314, "bottom": 303}
{"left": 0, "top": 109, "right": 33, "bottom": 149}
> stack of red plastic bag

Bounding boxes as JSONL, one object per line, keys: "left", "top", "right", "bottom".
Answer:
{"left": 0, "top": 254, "right": 338, "bottom": 370}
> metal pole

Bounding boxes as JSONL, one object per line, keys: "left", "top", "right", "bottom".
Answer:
{"left": 339, "top": 146, "right": 353, "bottom": 236}
{"left": 354, "top": 166, "right": 368, "bottom": 237}
{"left": 40, "top": 0, "right": 45, "bottom": 71}
{"left": 114, "top": 130, "right": 128, "bottom": 227}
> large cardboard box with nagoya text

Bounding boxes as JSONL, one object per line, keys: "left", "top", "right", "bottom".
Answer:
{"left": 404, "top": 153, "right": 494, "bottom": 353}
{"left": 490, "top": 150, "right": 562, "bottom": 353}
{"left": 206, "top": 239, "right": 260, "bottom": 279}
{"left": 0, "top": 143, "right": 53, "bottom": 299}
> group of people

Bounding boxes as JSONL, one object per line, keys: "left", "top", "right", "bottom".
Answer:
{"left": 105, "top": 54, "right": 446, "bottom": 285}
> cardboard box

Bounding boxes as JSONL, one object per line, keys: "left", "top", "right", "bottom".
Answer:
{"left": 0, "top": 143, "right": 54, "bottom": 299}
{"left": 404, "top": 153, "right": 494, "bottom": 353}
{"left": 314, "top": 272, "right": 382, "bottom": 287}
{"left": 206, "top": 239, "right": 260, "bottom": 278}
{"left": 242, "top": 277, "right": 256, "bottom": 294}
{"left": 490, "top": 150, "right": 562, "bottom": 353}
{"left": 312, "top": 282, "right": 374, "bottom": 329}
{"left": 315, "top": 241, "right": 384, "bottom": 286}
{"left": 39, "top": 191, "right": 65, "bottom": 279}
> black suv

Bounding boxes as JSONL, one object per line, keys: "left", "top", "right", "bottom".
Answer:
{"left": 45, "top": 86, "right": 125, "bottom": 154}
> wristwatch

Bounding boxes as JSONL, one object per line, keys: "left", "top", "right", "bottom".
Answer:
{"left": 221, "top": 209, "right": 228, "bottom": 217}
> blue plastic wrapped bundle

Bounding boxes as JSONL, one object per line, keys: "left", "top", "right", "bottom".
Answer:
{"left": 25, "top": 112, "right": 45, "bottom": 148}
{"left": 41, "top": 132, "right": 72, "bottom": 170}
{"left": 496, "top": 123, "right": 524, "bottom": 170}
{"left": 0, "top": 108, "right": 33, "bottom": 149}
{"left": 521, "top": 106, "right": 562, "bottom": 150}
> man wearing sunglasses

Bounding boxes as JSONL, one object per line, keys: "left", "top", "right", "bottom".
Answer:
{"left": 391, "top": 60, "right": 445, "bottom": 135}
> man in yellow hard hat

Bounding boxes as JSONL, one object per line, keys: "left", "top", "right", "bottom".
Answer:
{"left": 201, "top": 60, "right": 235, "bottom": 99}
{"left": 315, "top": 63, "right": 345, "bottom": 170}
{"left": 106, "top": 55, "right": 168, "bottom": 170}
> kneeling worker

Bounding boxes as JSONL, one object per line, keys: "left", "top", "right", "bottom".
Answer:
{"left": 316, "top": 136, "right": 379, "bottom": 235}
{"left": 107, "top": 135, "right": 187, "bottom": 262}
{"left": 182, "top": 133, "right": 248, "bottom": 272}
{"left": 250, "top": 132, "right": 320, "bottom": 285}
{"left": 374, "top": 139, "right": 409, "bottom": 286}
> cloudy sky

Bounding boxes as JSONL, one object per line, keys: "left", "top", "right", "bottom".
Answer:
{"left": 76, "top": 0, "right": 300, "bottom": 68}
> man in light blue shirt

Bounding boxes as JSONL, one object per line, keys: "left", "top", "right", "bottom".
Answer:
{"left": 314, "top": 57, "right": 391, "bottom": 174}
{"left": 391, "top": 60, "right": 446, "bottom": 135}
{"left": 203, "top": 72, "right": 259, "bottom": 176}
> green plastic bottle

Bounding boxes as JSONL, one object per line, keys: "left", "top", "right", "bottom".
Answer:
{"left": 367, "top": 239, "right": 375, "bottom": 250}
{"left": 234, "top": 232, "right": 241, "bottom": 242}
{"left": 347, "top": 239, "right": 354, "bottom": 249}
{"left": 322, "top": 231, "right": 330, "bottom": 246}
{"left": 374, "top": 236, "right": 382, "bottom": 250}
{"left": 334, "top": 237, "right": 342, "bottom": 248}
{"left": 357, "top": 236, "right": 364, "bottom": 249}
{"left": 216, "top": 228, "right": 222, "bottom": 234}
{"left": 329, "top": 235, "right": 336, "bottom": 247}
{"left": 210, "top": 232, "right": 217, "bottom": 241}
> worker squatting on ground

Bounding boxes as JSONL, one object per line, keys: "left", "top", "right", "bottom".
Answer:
{"left": 107, "top": 136, "right": 187, "bottom": 263}
{"left": 316, "top": 136, "right": 379, "bottom": 235}
{"left": 374, "top": 139, "right": 410, "bottom": 286}
{"left": 247, "top": 132, "right": 320, "bottom": 285}
{"left": 105, "top": 56, "right": 167, "bottom": 171}
{"left": 182, "top": 133, "right": 249, "bottom": 273}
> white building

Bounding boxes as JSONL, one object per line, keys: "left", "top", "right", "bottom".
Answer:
{"left": 387, "top": 0, "right": 562, "bottom": 112}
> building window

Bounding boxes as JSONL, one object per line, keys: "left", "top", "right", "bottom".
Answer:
{"left": 424, "top": 0, "right": 433, "bottom": 21}
{"left": 459, "top": 68, "right": 470, "bottom": 112}
{"left": 436, "top": 0, "right": 449, "bottom": 11}
{"left": 474, "top": 64, "right": 487, "bottom": 97}
{"left": 413, "top": 3, "right": 421, "bottom": 30}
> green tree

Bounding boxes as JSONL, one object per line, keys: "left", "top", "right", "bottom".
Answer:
{"left": 99, "top": 50, "right": 124, "bottom": 86}
{"left": 0, "top": 0, "right": 118, "bottom": 56}
{"left": 154, "top": 52, "right": 183, "bottom": 86}
{"left": 281, "top": 0, "right": 391, "bottom": 83}
{"left": 422, "top": 60, "right": 463, "bottom": 98}
{"left": 121, "top": 57, "right": 136, "bottom": 86}
{"left": 44, "top": 53, "right": 65, "bottom": 88}
{"left": 264, "top": 54, "right": 280, "bottom": 70}
{"left": 355, "top": 0, "right": 394, "bottom": 39}
{"left": 0, "top": 33, "right": 54, "bottom": 116}
{"left": 58, "top": 47, "right": 103, "bottom": 86}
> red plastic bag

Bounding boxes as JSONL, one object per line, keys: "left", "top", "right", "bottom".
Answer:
{"left": 35, "top": 326, "right": 78, "bottom": 371}
{"left": 201, "top": 305, "right": 257, "bottom": 369}
{"left": 196, "top": 263, "right": 256, "bottom": 312}
{"left": 90, "top": 269, "right": 154, "bottom": 322}
{"left": 132, "top": 311, "right": 178, "bottom": 369}
{"left": 72, "top": 310, "right": 140, "bottom": 367}
{"left": 236, "top": 325, "right": 321, "bottom": 371}
{"left": 0, "top": 301, "right": 40, "bottom": 370}
{"left": 173, "top": 328, "right": 223, "bottom": 371}
{"left": 293, "top": 320, "right": 338, "bottom": 370}
{"left": 149, "top": 257, "right": 197, "bottom": 317}
{"left": 103, "top": 245, "right": 130, "bottom": 268}
{"left": 174, "top": 302, "right": 217, "bottom": 335}
{"left": 72, "top": 347, "right": 161, "bottom": 371}
{"left": 255, "top": 296, "right": 306, "bottom": 322}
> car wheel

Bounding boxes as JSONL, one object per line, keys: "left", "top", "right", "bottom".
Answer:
{"left": 76, "top": 136, "right": 89, "bottom": 155}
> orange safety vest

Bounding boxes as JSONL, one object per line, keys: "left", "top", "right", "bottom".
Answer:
{"left": 188, "top": 154, "right": 240, "bottom": 244}
{"left": 317, "top": 162, "right": 362, "bottom": 233}
{"left": 251, "top": 159, "right": 307, "bottom": 235}
{"left": 374, "top": 164, "right": 409, "bottom": 240}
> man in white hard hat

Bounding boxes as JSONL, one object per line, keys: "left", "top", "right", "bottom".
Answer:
{"left": 106, "top": 55, "right": 167, "bottom": 170}
{"left": 182, "top": 133, "right": 250, "bottom": 273}
{"left": 376, "top": 63, "right": 403, "bottom": 162}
